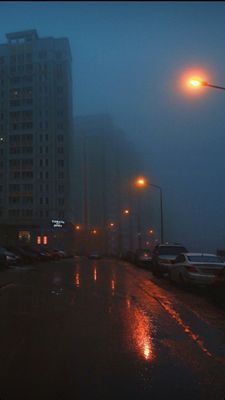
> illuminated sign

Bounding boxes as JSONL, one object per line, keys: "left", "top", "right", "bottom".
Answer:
{"left": 51, "top": 219, "right": 65, "bottom": 228}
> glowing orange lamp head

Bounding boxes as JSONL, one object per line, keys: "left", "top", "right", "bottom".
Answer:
{"left": 123, "top": 209, "right": 130, "bottom": 215}
{"left": 134, "top": 176, "right": 148, "bottom": 188}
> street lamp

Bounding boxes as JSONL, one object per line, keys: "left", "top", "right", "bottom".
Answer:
{"left": 122, "top": 208, "right": 133, "bottom": 252}
{"left": 189, "top": 78, "right": 225, "bottom": 91}
{"left": 134, "top": 176, "right": 148, "bottom": 250}
{"left": 123, "top": 208, "right": 130, "bottom": 215}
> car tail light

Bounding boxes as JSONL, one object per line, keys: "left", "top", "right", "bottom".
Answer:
{"left": 186, "top": 265, "right": 198, "bottom": 273}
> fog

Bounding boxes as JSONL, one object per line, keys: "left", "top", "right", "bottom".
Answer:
{"left": 1, "top": 1, "right": 225, "bottom": 252}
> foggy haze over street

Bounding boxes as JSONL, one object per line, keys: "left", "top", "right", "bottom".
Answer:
{"left": 1, "top": 1, "right": 225, "bottom": 250}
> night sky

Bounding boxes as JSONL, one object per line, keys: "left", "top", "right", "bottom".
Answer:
{"left": 1, "top": 1, "right": 225, "bottom": 252}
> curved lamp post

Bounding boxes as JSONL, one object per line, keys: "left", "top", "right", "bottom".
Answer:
{"left": 189, "top": 79, "right": 225, "bottom": 91}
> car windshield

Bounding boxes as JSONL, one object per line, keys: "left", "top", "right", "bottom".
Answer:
{"left": 158, "top": 246, "right": 187, "bottom": 255}
{"left": 187, "top": 255, "right": 224, "bottom": 263}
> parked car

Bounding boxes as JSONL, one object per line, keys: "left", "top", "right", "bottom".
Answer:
{"left": 6, "top": 246, "right": 39, "bottom": 264}
{"left": 0, "top": 252, "right": 7, "bottom": 269}
{"left": 169, "top": 253, "right": 225, "bottom": 286}
{"left": 209, "top": 266, "right": 225, "bottom": 304}
{"left": 19, "top": 246, "right": 47, "bottom": 262}
{"left": 152, "top": 243, "right": 188, "bottom": 277}
{"left": 88, "top": 252, "right": 101, "bottom": 260}
{"left": 135, "top": 249, "right": 152, "bottom": 269}
{"left": 0, "top": 246, "right": 21, "bottom": 266}
{"left": 53, "top": 249, "right": 68, "bottom": 259}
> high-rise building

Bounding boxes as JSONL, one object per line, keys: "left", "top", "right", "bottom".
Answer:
{"left": 0, "top": 30, "right": 74, "bottom": 248}
{"left": 73, "top": 114, "right": 144, "bottom": 254}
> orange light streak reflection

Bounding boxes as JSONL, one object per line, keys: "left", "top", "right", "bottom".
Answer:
{"left": 93, "top": 267, "right": 97, "bottom": 282}
{"left": 126, "top": 298, "right": 154, "bottom": 362}
{"left": 75, "top": 272, "right": 80, "bottom": 288}
{"left": 111, "top": 279, "right": 115, "bottom": 294}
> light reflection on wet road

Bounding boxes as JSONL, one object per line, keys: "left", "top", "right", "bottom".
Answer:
{"left": 0, "top": 257, "right": 224, "bottom": 400}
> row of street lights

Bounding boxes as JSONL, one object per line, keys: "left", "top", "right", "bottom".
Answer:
{"left": 75, "top": 175, "right": 164, "bottom": 253}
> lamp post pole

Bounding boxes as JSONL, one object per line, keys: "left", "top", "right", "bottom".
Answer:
{"left": 149, "top": 183, "right": 164, "bottom": 244}
{"left": 137, "top": 194, "right": 142, "bottom": 250}
{"left": 83, "top": 134, "right": 88, "bottom": 255}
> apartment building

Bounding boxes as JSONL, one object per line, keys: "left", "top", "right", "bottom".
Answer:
{"left": 0, "top": 30, "right": 74, "bottom": 249}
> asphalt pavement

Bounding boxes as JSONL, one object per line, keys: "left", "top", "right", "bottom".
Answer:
{"left": 0, "top": 257, "right": 224, "bottom": 400}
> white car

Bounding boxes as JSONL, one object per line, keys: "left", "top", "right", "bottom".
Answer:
{"left": 169, "top": 253, "right": 225, "bottom": 286}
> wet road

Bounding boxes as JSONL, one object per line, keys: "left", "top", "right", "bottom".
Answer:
{"left": 0, "top": 257, "right": 225, "bottom": 400}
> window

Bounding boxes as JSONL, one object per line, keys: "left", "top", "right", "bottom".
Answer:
{"left": 10, "top": 147, "right": 21, "bottom": 154}
{"left": 23, "top": 197, "right": 33, "bottom": 204}
{"left": 21, "top": 146, "right": 33, "bottom": 154}
{"left": 25, "top": 54, "right": 32, "bottom": 62}
{"left": 21, "top": 134, "right": 33, "bottom": 144}
{"left": 58, "top": 198, "right": 64, "bottom": 206}
{"left": 25, "top": 64, "right": 33, "bottom": 73}
{"left": 8, "top": 196, "right": 20, "bottom": 204}
{"left": 18, "top": 230, "right": 31, "bottom": 241}
{"left": 55, "top": 51, "right": 63, "bottom": 59}
{"left": 17, "top": 65, "right": 24, "bottom": 73}
{"left": 58, "top": 172, "right": 64, "bottom": 179}
{"left": 22, "top": 159, "right": 33, "bottom": 168}
{"left": 21, "top": 209, "right": 33, "bottom": 217}
{"left": 9, "top": 184, "right": 20, "bottom": 192}
{"left": 17, "top": 54, "right": 24, "bottom": 63}
{"left": 8, "top": 209, "right": 20, "bottom": 217}
{"left": 23, "top": 184, "right": 33, "bottom": 192}
{"left": 57, "top": 134, "right": 64, "bottom": 142}
{"left": 39, "top": 51, "right": 47, "bottom": 59}
{"left": 22, "top": 171, "right": 33, "bottom": 178}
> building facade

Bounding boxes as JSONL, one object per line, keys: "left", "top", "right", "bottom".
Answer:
{"left": 0, "top": 30, "right": 74, "bottom": 249}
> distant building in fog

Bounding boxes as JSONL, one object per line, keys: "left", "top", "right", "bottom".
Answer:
{"left": 73, "top": 114, "right": 144, "bottom": 254}
{"left": 0, "top": 30, "right": 74, "bottom": 248}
